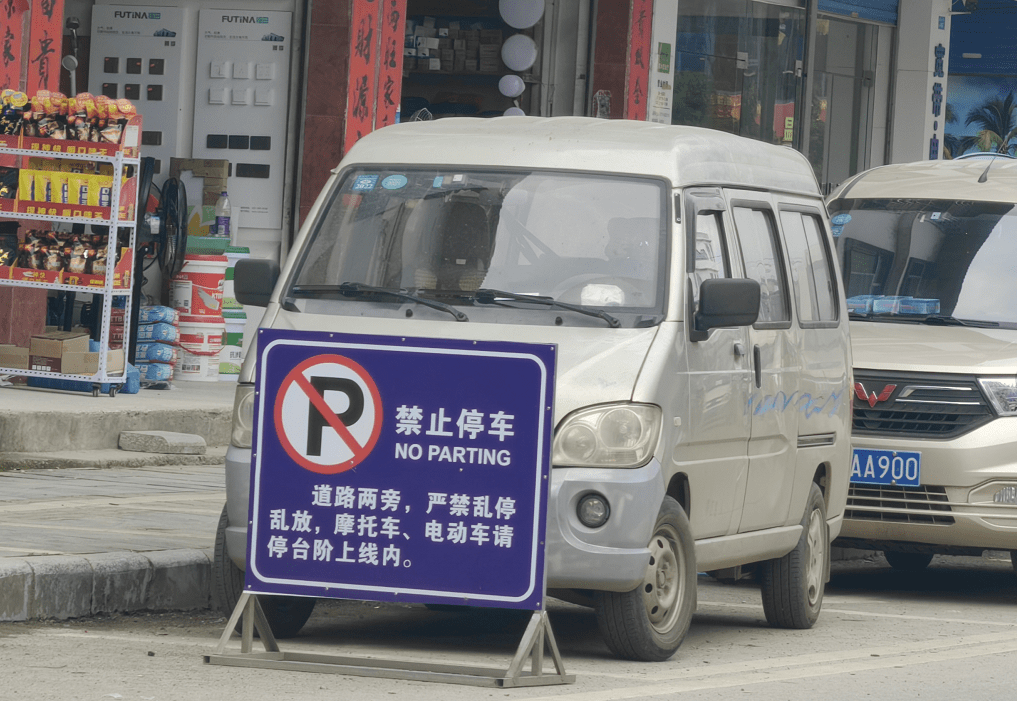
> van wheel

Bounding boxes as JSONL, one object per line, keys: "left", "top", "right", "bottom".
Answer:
{"left": 883, "top": 550, "right": 933, "bottom": 571}
{"left": 594, "top": 496, "right": 696, "bottom": 661}
{"left": 213, "top": 504, "right": 315, "bottom": 638}
{"left": 760, "top": 482, "right": 827, "bottom": 629}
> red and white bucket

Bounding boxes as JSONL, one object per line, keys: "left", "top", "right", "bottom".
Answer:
{"left": 171, "top": 254, "right": 228, "bottom": 317}
{"left": 177, "top": 314, "right": 225, "bottom": 382}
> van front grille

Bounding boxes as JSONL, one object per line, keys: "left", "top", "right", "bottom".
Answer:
{"left": 846, "top": 484, "right": 955, "bottom": 525}
{"left": 852, "top": 373, "right": 993, "bottom": 439}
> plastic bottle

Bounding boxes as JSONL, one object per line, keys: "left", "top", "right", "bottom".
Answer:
{"left": 214, "top": 191, "right": 231, "bottom": 239}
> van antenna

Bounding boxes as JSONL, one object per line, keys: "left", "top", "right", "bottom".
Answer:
{"left": 977, "top": 157, "right": 998, "bottom": 183}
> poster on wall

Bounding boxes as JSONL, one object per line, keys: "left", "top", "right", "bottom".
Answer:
{"left": 344, "top": 0, "right": 405, "bottom": 154}
{"left": 647, "top": 1, "right": 677, "bottom": 125}
{"left": 944, "top": 75, "right": 1017, "bottom": 158}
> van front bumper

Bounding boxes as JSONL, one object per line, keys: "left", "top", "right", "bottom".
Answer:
{"left": 225, "top": 445, "right": 664, "bottom": 592}
{"left": 838, "top": 418, "right": 1017, "bottom": 553}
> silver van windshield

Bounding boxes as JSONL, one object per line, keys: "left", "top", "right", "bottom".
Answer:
{"left": 830, "top": 198, "right": 1017, "bottom": 328}
{"left": 289, "top": 168, "right": 667, "bottom": 313}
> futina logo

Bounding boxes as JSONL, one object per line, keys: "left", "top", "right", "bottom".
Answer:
{"left": 854, "top": 382, "right": 896, "bottom": 407}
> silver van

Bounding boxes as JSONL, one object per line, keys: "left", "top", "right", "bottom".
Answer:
{"left": 219, "top": 117, "right": 853, "bottom": 661}
{"left": 828, "top": 157, "right": 1017, "bottom": 573}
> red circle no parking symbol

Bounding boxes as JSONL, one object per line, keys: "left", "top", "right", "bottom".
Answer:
{"left": 272, "top": 354, "right": 383, "bottom": 474}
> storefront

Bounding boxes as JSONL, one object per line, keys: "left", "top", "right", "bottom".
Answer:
{"left": 647, "top": 0, "right": 900, "bottom": 192}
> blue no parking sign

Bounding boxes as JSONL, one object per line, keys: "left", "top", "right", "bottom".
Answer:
{"left": 245, "top": 329, "right": 556, "bottom": 610}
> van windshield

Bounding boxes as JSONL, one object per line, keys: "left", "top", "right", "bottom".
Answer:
{"left": 288, "top": 168, "right": 667, "bottom": 317}
{"left": 829, "top": 198, "right": 1017, "bottom": 328}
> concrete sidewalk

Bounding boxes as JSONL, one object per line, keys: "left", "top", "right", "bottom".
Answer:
{"left": 0, "top": 464, "right": 225, "bottom": 621}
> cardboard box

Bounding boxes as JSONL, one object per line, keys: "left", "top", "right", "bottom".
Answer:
{"left": 29, "top": 331, "right": 90, "bottom": 373}
{"left": 479, "top": 44, "right": 500, "bottom": 58}
{"left": 62, "top": 348, "right": 126, "bottom": 376}
{"left": 0, "top": 344, "right": 28, "bottom": 370}
{"left": 480, "top": 58, "right": 502, "bottom": 73}
{"left": 480, "top": 29, "right": 503, "bottom": 44}
{"left": 169, "top": 158, "right": 231, "bottom": 238}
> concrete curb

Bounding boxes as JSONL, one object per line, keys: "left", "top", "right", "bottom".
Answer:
{"left": 0, "top": 446, "right": 228, "bottom": 470}
{"left": 0, "top": 549, "right": 213, "bottom": 621}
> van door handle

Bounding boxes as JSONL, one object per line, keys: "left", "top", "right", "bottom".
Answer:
{"left": 752, "top": 345, "right": 761, "bottom": 388}
{"left": 733, "top": 342, "right": 746, "bottom": 357}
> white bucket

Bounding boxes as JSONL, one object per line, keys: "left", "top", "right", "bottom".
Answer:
{"left": 171, "top": 254, "right": 228, "bottom": 317}
{"left": 178, "top": 314, "right": 225, "bottom": 354}
{"left": 177, "top": 314, "right": 224, "bottom": 382}
{"left": 179, "top": 348, "right": 221, "bottom": 382}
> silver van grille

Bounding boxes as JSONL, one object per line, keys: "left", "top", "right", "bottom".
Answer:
{"left": 846, "top": 484, "right": 955, "bottom": 525}
{"left": 852, "top": 373, "right": 993, "bottom": 439}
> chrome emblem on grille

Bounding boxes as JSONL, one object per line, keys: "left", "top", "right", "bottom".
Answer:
{"left": 854, "top": 382, "right": 896, "bottom": 407}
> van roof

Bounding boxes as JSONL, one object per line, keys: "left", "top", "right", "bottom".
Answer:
{"left": 830, "top": 157, "right": 1017, "bottom": 203}
{"left": 340, "top": 117, "right": 822, "bottom": 196}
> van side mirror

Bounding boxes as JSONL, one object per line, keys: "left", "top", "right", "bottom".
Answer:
{"left": 693, "top": 278, "right": 760, "bottom": 339}
{"left": 234, "top": 258, "right": 281, "bottom": 307}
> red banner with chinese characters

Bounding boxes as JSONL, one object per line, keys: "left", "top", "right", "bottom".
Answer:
{"left": 375, "top": 0, "right": 404, "bottom": 130}
{"left": 27, "top": 0, "right": 63, "bottom": 94}
{"left": 344, "top": 1, "right": 379, "bottom": 153}
{"left": 625, "top": 0, "right": 652, "bottom": 121}
{"left": 0, "top": 0, "right": 29, "bottom": 90}
{"left": 344, "top": 0, "right": 406, "bottom": 155}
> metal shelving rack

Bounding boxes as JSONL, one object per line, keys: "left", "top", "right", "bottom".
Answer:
{"left": 0, "top": 141, "right": 140, "bottom": 396}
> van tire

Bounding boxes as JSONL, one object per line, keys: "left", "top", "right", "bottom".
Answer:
{"left": 760, "top": 483, "right": 827, "bottom": 629}
{"left": 883, "top": 550, "right": 934, "bottom": 571}
{"left": 594, "top": 496, "right": 696, "bottom": 661}
{"left": 213, "top": 504, "right": 316, "bottom": 639}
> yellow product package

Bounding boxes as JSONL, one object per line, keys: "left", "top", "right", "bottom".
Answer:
{"left": 89, "top": 174, "right": 112, "bottom": 208}
{"left": 59, "top": 159, "right": 91, "bottom": 174}
{"left": 69, "top": 175, "right": 89, "bottom": 206}
{"left": 18, "top": 169, "right": 37, "bottom": 201}
{"left": 35, "top": 172, "right": 52, "bottom": 203}
{"left": 28, "top": 157, "right": 60, "bottom": 172}
{"left": 49, "top": 171, "right": 69, "bottom": 204}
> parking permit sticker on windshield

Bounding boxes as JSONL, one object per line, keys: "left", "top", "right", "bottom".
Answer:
{"left": 351, "top": 175, "right": 379, "bottom": 192}
{"left": 381, "top": 174, "right": 408, "bottom": 190}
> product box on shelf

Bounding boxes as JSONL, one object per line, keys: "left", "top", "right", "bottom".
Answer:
{"left": 62, "top": 347, "right": 126, "bottom": 375}
{"left": 0, "top": 343, "right": 29, "bottom": 369}
{"left": 28, "top": 330, "right": 90, "bottom": 372}
{"left": 4, "top": 246, "right": 133, "bottom": 289}
{"left": 0, "top": 112, "right": 143, "bottom": 159}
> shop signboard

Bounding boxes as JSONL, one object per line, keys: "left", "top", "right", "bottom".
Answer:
{"left": 245, "top": 329, "right": 556, "bottom": 611}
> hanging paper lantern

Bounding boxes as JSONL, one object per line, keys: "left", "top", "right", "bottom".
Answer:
{"left": 501, "top": 34, "right": 538, "bottom": 72}
{"left": 504, "top": 107, "right": 526, "bottom": 116}
{"left": 499, "top": 0, "right": 545, "bottom": 29}
{"left": 498, "top": 74, "right": 526, "bottom": 98}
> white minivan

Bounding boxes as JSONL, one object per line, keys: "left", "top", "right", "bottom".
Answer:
{"left": 219, "top": 117, "right": 853, "bottom": 661}
{"left": 828, "top": 156, "right": 1017, "bottom": 573}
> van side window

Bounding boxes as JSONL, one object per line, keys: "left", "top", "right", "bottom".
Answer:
{"left": 779, "top": 210, "right": 839, "bottom": 323}
{"left": 691, "top": 212, "right": 729, "bottom": 308}
{"left": 732, "top": 206, "right": 789, "bottom": 323}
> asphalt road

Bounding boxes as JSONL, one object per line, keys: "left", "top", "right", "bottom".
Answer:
{"left": 2, "top": 553, "right": 1014, "bottom": 700}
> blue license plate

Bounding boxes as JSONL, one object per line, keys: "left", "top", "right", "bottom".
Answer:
{"left": 851, "top": 448, "right": 922, "bottom": 487}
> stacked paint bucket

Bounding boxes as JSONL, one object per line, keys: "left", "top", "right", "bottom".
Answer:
{"left": 171, "top": 251, "right": 228, "bottom": 381}
{"left": 219, "top": 245, "right": 250, "bottom": 381}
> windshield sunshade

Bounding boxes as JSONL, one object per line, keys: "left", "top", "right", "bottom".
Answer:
{"left": 829, "top": 198, "right": 1017, "bottom": 328}
{"left": 288, "top": 168, "right": 668, "bottom": 317}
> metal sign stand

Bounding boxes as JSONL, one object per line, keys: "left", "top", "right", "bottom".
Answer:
{"left": 205, "top": 592, "right": 575, "bottom": 688}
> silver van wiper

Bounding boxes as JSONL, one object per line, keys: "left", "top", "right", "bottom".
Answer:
{"left": 921, "top": 314, "right": 999, "bottom": 328}
{"left": 473, "top": 288, "right": 621, "bottom": 328}
{"left": 290, "top": 283, "right": 469, "bottom": 322}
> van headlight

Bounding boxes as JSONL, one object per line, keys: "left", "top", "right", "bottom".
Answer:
{"left": 553, "top": 403, "right": 661, "bottom": 468}
{"left": 978, "top": 377, "right": 1017, "bottom": 416}
{"left": 231, "top": 383, "right": 256, "bottom": 448}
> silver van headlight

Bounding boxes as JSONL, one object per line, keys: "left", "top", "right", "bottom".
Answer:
{"left": 979, "top": 377, "right": 1017, "bottom": 416}
{"left": 231, "top": 383, "right": 256, "bottom": 448}
{"left": 553, "top": 403, "right": 661, "bottom": 468}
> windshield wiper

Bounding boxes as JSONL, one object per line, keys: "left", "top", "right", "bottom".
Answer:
{"left": 473, "top": 288, "right": 621, "bottom": 328}
{"left": 290, "top": 283, "right": 469, "bottom": 322}
{"left": 920, "top": 314, "right": 999, "bottom": 328}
